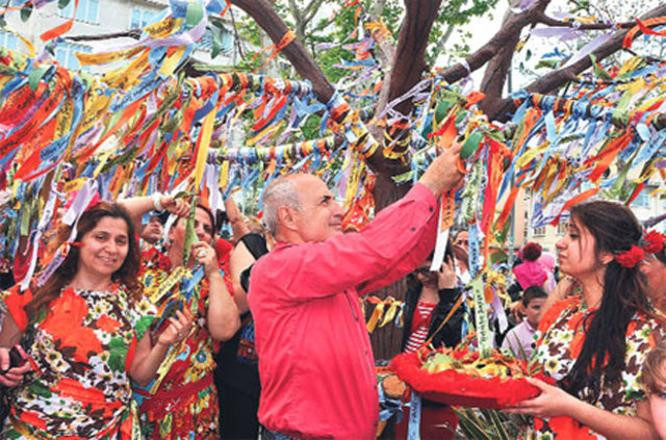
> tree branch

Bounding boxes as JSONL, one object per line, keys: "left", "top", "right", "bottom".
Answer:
{"left": 489, "top": 2, "right": 666, "bottom": 120}
{"left": 386, "top": 0, "right": 443, "bottom": 116}
{"left": 67, "top": 29, "right": 142, "bottom": 42}
{"left": 287, "top": 0, "right": 306, "bottom": 41}
{"left": 479, "top": 0, "right": 550, "bottom": 116}
{"left": 525, "top": 93, "right": 666, "bottom": 129}
{"left": 228, "top": 0, "right": 410, "bottom": 180}
{"left": 302, "top": 0, "right": 326, "bottom": 27}
{"left": 228, "top": 7, "right": 246, "bottom": 59}
{"left": 438, "top": 0, "right": 551, "bottom": 85}
{"left": 534, "top": 12, "right": 637, "bottom": 30}
{"left": 230, "top": 0, "right": 335, "bottom": 103}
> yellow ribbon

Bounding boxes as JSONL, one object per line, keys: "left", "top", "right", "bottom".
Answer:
{"left": 379, "top": 297, "right": 400, "bottom": 328}
{"left": 193, "top": 102, "right": 218, "bottom": 189}
{"left": 366, "top": 301, "right": 385, "bottom": 333}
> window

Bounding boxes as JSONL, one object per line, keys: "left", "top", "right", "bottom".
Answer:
{"left": 0, "top": 30, "right": 20, "bottom": 52}
{"left": 55, "top": 42, "right": 91, "bottom": 71}
{"left": 130, "top": 8, "right": 156, "bottom": 29}
{"left": 60, "top": 0, "right": 100, "bottom": 24}
{"left": 556, "top": 222, "right": 566, "bottom": 235}
{"left": 533, "top": 226, "right": 546, "bottom": 237}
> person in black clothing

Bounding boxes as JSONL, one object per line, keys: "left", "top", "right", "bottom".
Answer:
{"left": 400, "top": 255, "right": 464, "bottom": 353}
{"left": 396, "top": 245, "right": 465, "bottom": 439}
{"left": 0, "top": 271, "right": 13, "bottom": 291}
{"left": 215, "top": 232, "right": 269, "bottom": 439}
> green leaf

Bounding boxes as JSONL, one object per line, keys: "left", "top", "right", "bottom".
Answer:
{"left": 58, "top": 0, "right": 71, "bottom": 9}
{"left": 5, "top": 430, "right": 22, "bottom": 440}
{"left": 535, "top": 58, "right": 559, "bottom": 69}
{"left": 134, "top": 315, "right": 155, "bottom": 341}
{"left": 489, "top": 409, "right": 511, "bottom": 440}
{"left": 589, "top": 54, "right": 612, "bottom": 81}
{"left": 28, "top": 381, "right": 52, "bottom": 398}
{"left": 20, "top": 4, "right": 32, "bottom": 22}
{"left": 455, "top": 408, "right": 494, "bottom": 440}
{"left": 107, "top": 337, "right": 129, "bottom": 373}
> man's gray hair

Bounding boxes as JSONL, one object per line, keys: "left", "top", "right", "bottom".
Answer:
{"left": 262, "top": 175, "right": 302, "bottom": 235}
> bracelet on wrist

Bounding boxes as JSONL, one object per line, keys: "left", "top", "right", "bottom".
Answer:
{"left": 151, "top": 193, "right": 164, "bottom": 212}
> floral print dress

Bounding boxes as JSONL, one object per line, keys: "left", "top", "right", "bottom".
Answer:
{"left": 526, "top": 296, "right": 660, "bottom": 439}
{"left": 0, "top": 284, "right": 155, "bottom": 439}
{"left": 135, "top": 247, "right": 219, "bottom": 439}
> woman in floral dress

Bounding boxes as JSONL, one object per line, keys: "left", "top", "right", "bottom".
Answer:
{"left": 122, "top": 196, "right": 240, "bottom": 439}
{"left": 0, "top": 202, "right": 192, "bottom": 439}
{"left": 508, "top": 201, "right": 664, "bottom": 438}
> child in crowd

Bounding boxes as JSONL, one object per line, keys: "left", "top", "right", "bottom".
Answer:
{"left": 643, "top": 342, "right": 666, "bottom": 439}
{"left": 501, "top": 286, "right": 547, "bottom": 360}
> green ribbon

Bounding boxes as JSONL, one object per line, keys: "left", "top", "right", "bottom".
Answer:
{"left": 182, "top": 196, "right": 198, "bottom": 264}
{"left": 471, "top": 275, "right": 492, "bottom": 358}
{"left": 461, "top": 159, "right": 483, "bottom": 224}
{"left": 185, "top": 2, "right": 204, "bottom": 30}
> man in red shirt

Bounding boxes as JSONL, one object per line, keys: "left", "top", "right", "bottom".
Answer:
{"left": 248, "top": 145, "right": 464, "bottom": 439}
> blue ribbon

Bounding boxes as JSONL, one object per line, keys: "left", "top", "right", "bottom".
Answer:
{"left": 407, "top": 392, "right": 422, "bottom": 440}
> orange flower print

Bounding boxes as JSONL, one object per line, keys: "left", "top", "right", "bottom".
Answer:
{"left": 54, "top": 377, "right": 121, "bottom": 416}
{"left": 18, "top": 409, "right": 47, "bottom": 430}
{"left": 549, "top": 416, "right": 596, "bottom": 440}
{"left": 96, "top": 315, "right": 122, "bottom": 333}
{"left": 41, "top": 289, "right": 102, "bottom": 364}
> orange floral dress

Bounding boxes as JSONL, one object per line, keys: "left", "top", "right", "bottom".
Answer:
{"left": 134, "top": 247, "right": 219, "bottom": 439}
{"left": 0, "top": 284, "right": 155, "bottom": 439}
{"left": 524, "top": 296, "right": 660, "bottom": 439}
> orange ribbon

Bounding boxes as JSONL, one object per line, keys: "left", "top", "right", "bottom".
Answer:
{"left": 252, "top": 31, "right": 296, "bottom": 73}
{"left": 40, "top": 0, "right": 79, "bottom": 41}
{"left": 623, "top": 16, "right": 666, "bottom": 48}
{"left": 549, "top": 187, "right": 600, "bottom": 226}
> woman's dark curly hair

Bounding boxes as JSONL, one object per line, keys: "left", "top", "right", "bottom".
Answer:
{"left": 522, "top": 242, "right": 542, "bottom": 262}
{"left": 25, "top": 202, "right": 142, "bottom": 320}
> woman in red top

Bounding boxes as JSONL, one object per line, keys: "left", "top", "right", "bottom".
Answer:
{"left": 121, "top": 195, "right": 240, "bottom": 439}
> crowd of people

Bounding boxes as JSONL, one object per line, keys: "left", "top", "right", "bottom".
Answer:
{"left": 0, "top": 144, "right": 664, "bottom": 439}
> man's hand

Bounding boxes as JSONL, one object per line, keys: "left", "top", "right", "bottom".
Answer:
{"left": 419, "top": 144, "right": 465, "bottom": 196}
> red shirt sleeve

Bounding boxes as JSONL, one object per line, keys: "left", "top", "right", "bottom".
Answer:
{"left": 253, "top": 183, "right": 438, "bottom": 302}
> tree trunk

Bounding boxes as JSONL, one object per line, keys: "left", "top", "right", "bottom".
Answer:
{"left": 367, "top": 173, "right": 412, "bottom": 360}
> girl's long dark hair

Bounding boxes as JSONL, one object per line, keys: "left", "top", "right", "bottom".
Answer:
{"left": 560, "top": 201, "right": 651, "bottom": 402}
{"left": 25, "top": 202, "right": 142, "bottom": 321}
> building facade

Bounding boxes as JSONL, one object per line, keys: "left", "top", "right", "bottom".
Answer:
{"left": 518, "top": 185, "right": 665, "bottom": 254}
{"left": 0, "top": 0, "right": 235, "bottom": 71}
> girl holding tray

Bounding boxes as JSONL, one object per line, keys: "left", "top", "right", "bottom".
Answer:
{"left": 508, "top": 201, "right": 665, "bottom": 439}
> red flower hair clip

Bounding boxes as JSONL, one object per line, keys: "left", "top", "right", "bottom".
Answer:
{"left": 641, "top": 230, "right": 665, "bottom": 254}
{"left": 615, "top": 245, "right": 645, "bottom": 268}
{"left": 614, "top": 230, "right": 666, "bottom": 268}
